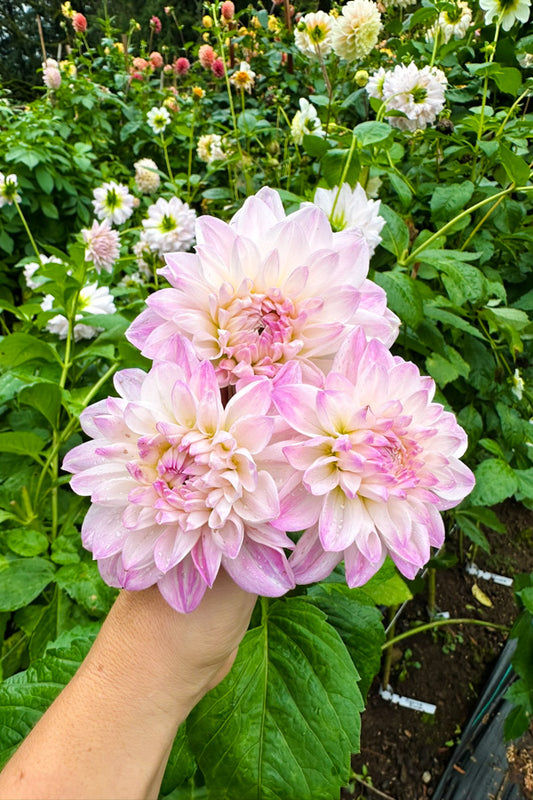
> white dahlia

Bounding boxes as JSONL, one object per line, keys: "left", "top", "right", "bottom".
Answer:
{"left": 291, "top": 98, "right": 325, "bottom": 145}
{"left": 147, "top": 106, "right": 171, "bottom": 134}
{"left": 23, "top": 255, "right": 62, "bottom": 290}
{"left": 197, "top": 133, "right": 226, "bottom": 164}
{"left": 479, "top": 0, "right": 530, "bottom": 29}
{"left": 294, "top": 11, "right": 335, "bottom": 59}
{"left": 134, "top": 158, "right": 161, "bottom": 194}
{"left": 379, "top": 63, "right": 447, "bottom": 132}
{"left": 331, "top": 0, "right": 382, "bottom": 62}
{"left": 311, "top": 183, "right": 385, "bottom": 257}
{"left": 427, "top": 1, "right": 472, "bottom": 43}
{"left": 141, "top": 196, "right": 196, "bottom": 256}
{"left": 42, "top": 283, "right": 116, "bottom": 341}
{"left": 92, "top": 181, "right": 135, "bottom": 226}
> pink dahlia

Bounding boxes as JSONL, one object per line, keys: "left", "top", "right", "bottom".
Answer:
{"left": 82, "top": 218, "right": 120, "bottom": 273}
{"left": 126, "top": 187, "right": 399, "bottom": 388}
{"left": 63, "top": 339, "right": 295, "bottom": 613}
{"left": 211, "top": 57, "right": 225, "bottom": 77}
{"left": 72, "top": 12, "right": 87, "bottom": 33}
{"left": 173, "top": 56, "right": 190, "bottom": 76}
{"left": 150, "top": 51, "right": 164, "bottom": 69}
{"left": 150, "top": 15, "right": 162, "bottom": 33}
{"left": 272, "top": 329, "right": 475, "bottom": 586}
{"left": 198, "top": 44, "right": 216, "bottom": 69}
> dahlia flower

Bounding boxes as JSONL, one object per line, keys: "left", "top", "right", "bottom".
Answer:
{"left": 141, "top": 196, "right": 196, "bottom": 257}
{"left": 173, "top": 57, "right": 190, "bottom": 76}
{"left": 0, "top": 172, "right": 20, "bottom": 207}
{"left": 272, "top": 329, "right": 475, "bottom": 586}
{"left": 92, "top": 181, "right": 135, "bottom": 226}
{"left": 72, "top": 12, "right": 87, "bottom": 33}
{"left": 294, "top": 11, "right": 334, "bottom": 59}
{"left": 211, "top": 58, "right": 225, "bottom": 78}
{"left": 427, "top": 1, "right": 472, "bottom": 43}
{"left": 221, "top": 1, "right": 235, "bottom": 20}
{"left": 63, "top": 341, "right": 295, "bottom": 612}
{"left": 126, "top": 187, "right": 399, "bottom": 387}
{"left": 134, "top": 158, "right": 161, "bottom": 194}
{"left": 331, "top": 0, "right": 382, "bottom": 62}
{"left": 42, "top": 59, "right": 62, "bottom": 90}
{"left": 311, "top": 183, "right": 385, "bottom": 257}
{"left": 198, "top": 44, "right": 216, "bottom": 69}
{"left": 23, "top": 255, "right": 62, "bottom": 290}
{"left": 42, "top": 283, "right": 116, "bottom": 341}
{"left": 369, "top": 63, "right": 447, "bottom": 132}
{"left": 291, "top": 98, "right": 325, "bottom": 145}
{"left": 197, "top": 133, "right": 226, "bottom": 163}
{"left": 150, "top": 51, "right": 164, "bottom": 69}
{"left": 82, "top": 219, "right": 120, "bottom": 273}
{"left": 150, "top": 15, "right": 162, "bottom": 33}
{"left": 230, "top": 62, "right": 256, "bottom": 93}
{"left": 147, "top": 106, "right": 171, "bottom": 135}
{"left": 479, "top": 0, "right": 530, "bottom": 28}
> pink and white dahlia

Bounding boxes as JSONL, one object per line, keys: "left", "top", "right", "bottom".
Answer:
{"left": 63, "top": 340, "right": 295, "bottom": 612}
{"left": 126, "top": 187, "right": 399, "bottom": 387}
{"left": 82, "top": 218, "right": 120, "bottom": 273}
{"left": 311, "top": 183, "right": 386, "bottom": 257}
{"left": 141, "top": 196, "right": 196, "bottom": 257}
{"left": 42, "top": 58, "right": 62, "bottom": 90}
{"left": 272, "top": 329, "right": 475, "bottom": 587}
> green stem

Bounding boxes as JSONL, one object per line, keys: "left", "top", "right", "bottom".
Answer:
{"left": 187, "top": 112, "right": 195, "bottom": 202}
{"left": 330, "top": 131, "right": 357, "bottom": 221}
{"left": 14, "top": 199, "right": 42, "bottom": 262}
{"left": 381, "top": 605, "right": 398, "bottom": 689}
{"left": 427, "top": 568, "right": 436, "bottom": 616}
{"left": 403, "top": 185, "right": 533, "bottom": 265}
{"left": 471, "top": 20, "right": 501, "bottom": 180}
{"left": 161, "top": 134, "right": 174, "bottom": 183}
{"left": 382, "top": 617, "right": 509, "bottom": 651}
{"left": 460, "top": 191, "right": 507, "bottom": 251}
{"left": 495, "top": 88, "right": 531, "bottom": 139}
{"left": 429, "top": 26, "right": 440, "bottom": 68}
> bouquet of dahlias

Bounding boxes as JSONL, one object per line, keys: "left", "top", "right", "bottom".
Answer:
{"left": 63, "top": 187, "right": 474, "bottom": 613}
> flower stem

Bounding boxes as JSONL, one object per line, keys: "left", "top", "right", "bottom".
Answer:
{"left": 330, "top": 130, "right": 357, "bottom": 221}
{"left": 471, "top": 20, "right": 501, "bottom": 181}
{"left": 161, "top": 134, "right": 175, "bottom": 183}
{"left": 14, "top": 200, "right": 42, "bottom": 263}
{"left": 381, "top": 617, "right": 509, "bottom": 651}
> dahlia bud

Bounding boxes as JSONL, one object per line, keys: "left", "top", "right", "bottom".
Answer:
{"left": 164, "top": 6, "right": 172, "bottom": 14}
{"left": 355, "top": 69, "right": 369, "bottom": 87}
{"left": 221, "top": 1, "right": 235, "bottom": 20}
{"left": 72, "top": 12, "right": 87, "bottom": 33}
{"left": 202, "top": 15, "right": 213, "bottom": 27}
{"left": 436, "top": 117, "right": 454, "bottom": 134}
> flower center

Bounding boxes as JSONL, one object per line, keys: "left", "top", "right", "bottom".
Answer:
{"left": 411, "top": 86, "right": 428, "bottom": 103}
{"left": 160, "top": 213, "right": 177, "bottom": 232}
{"left": 106, "top": 188, "right": 121, "bottom": 210}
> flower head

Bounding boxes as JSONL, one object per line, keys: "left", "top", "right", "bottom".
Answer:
{"left": 134, "top": 158, "right": 161, "bottom": 194}
{"left": 42, "top": 283, "right": 116, "bottom": 341}
{"left": 198, "top": 44, "right": 216, "bottom": 69}
{"left": 197, "top": 133, "right": 226, "bottom": 163}
{"left": 294, "top": 11, "right": 334, "bottom": 58}
{"left": 63, "top": 341, "right": 295, "bottom": 612}
{"left": 126, "top": 187, "right": 399, "bottom": 388}
{"left": 0, "top": 172, "right": 20, "bottom": 207}
{"left": 272, "top": 329, "right": 475, "bottom": 587}
{"left": 291, "top": 98, "right": 325, "bottom": 145}
{"left": 92, "top": 181, "right": 135, "bottom": 225}
{"left": 150, "top": 15, "right": 162, "bottom": 32}
{"left": 331, "top": 0, "right": 382, "bottom": 62}
{"left": 230, "top": 61, "right": 256, "bottom": 93}
{"left": 479, "top": 0, "right": 530, "bottom": 28}
{"left": 369, "top": 63, "right": 447, "bottom": 132}
{"left": 427, "top": 1, "right": 472, "bottom": 42}
{"left": 311, "top": 183, "right": 385, "bottom": 257}
{"left": 82, "top": 219, "right": 120, "bottom": 273}
{"left": 147, "top": 106, "right": 171, "bottom": 134}
{"left": 42, "top": 58, "right": 62, "bottom": 90}
{"left": 211, "top": 57, "right": 225, "bottom": 77}
{"left": 221, "top": 1, "right": 235, "bottom": 20}
{"left": 150, "top": 51, "right": 164, "bottom": 69}
{"left": 72, "top": 12, "right": 87, "bottom": 33}
{"left": 23, "top": 255, "right": 62, "bottom": 290}
{"left": 141, "top": 196, "right": 196, "bottom": 257}
{"left": 173, "top": 56, "right": 190, "bottom": 75}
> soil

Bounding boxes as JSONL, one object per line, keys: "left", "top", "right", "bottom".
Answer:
{"left": 341, "top": 501, "right": 533, "bottom": 800}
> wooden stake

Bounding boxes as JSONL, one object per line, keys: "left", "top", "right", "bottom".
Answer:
{"left": 36, "top": 14, "right": 47, "bottom": 63}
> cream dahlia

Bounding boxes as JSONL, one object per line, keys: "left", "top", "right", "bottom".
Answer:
{"left": 479, "top": 0, "right": 530, "bottom": 29}
{"left": 291, "top": 98, "right": 325, "bottom": 145}
{"left": 331, "top": 0, "right": 382, "bottom": 62}
{"left": 311, "top": 183, "right": 386, "bottom": 257}
{"left": 294, "top": 11, "right": 335, "bottom": 59}
{"left": 134, "top": 158, "right": 161, "bottom": 194}
{"left": 42, "top": 283, "right": 116, "bottom": 341}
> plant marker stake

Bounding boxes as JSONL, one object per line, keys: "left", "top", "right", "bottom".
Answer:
{"left": 379, "top": 685, "right": 436, "bottom": 715}
{"left": 465, "top": 563, "right": 513, "bottom": 588}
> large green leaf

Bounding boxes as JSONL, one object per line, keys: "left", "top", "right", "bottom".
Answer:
{"left": 430, "top": 181, "right": 474, "bottom": 223}
{"left": 373, "top": 270, "right": 423, "bottom": 329}
{"left": 0, "top": 333, "right": 57, "bottom": 368}
{"left": 187, "top": 598, "right": 363, "bottom": 800}
{"left": 0, "top": 557, "right": 56, "bottom": 612}
{"left": 378, "top": 205, "right": 410, "bottom": 259}
{"left": 470, "top": 458, "right": 518, "bottom": 506}
{"left": 305, "top": 586, "right": 385, "bottom": 699}
{"left": 0, "top": 627, "right": 97, "bottom": 768}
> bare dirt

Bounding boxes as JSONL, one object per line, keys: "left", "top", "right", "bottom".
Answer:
{"left": 342, "top": 501, "right": 533, "bottom": 800}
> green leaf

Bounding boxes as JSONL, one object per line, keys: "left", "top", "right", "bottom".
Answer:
{"left": 302, "top": 134, "right": 330, "bottom": 158}
{"left": 0, "top": 432, "right": 46, "bottom": 459}
{"left": 6, "top": 529, "right": 49, "bottom": 557}
{"left": 425, "top": 346, "right": 469, "bottom": 388}
{"left": 305, "top": 587, "right": 385, "bottom": 699}
{"left": 470, "top": 459, "right": 518, "bottom": 506}
{"left": 457, "top": 405, "right": 483, "bottom": 446}
{"left": 160, "top": 726, "right": 196, "bottom": 796}
{"left": 356, "top": 558, "right": 412, "bottom": 605}
{"left": 430, "top": 181, "right": 474, "bottom": 223}
{"left": 54, "top": 562, "right": 117, "bottom": 617}
{"left": 378, "top": 205, "right": 409, "bottom": 259}
{"left": 499, "top": 143, "right": 531, "bottom": 186}
{"left": 35, "top": 165, "right": 54, "bottom": 194}
{"left": 455, "top": 514, "right": 490, "bottom": 552}
{"left": 0, "top": 557, "right": 56, "bottom": 612}
{"left": 353, "top": 121, "right": 392, "bottom": 147}
{"left": 322, "top": 148, "right": 359, "bottom": 189}
{"left": 0, "top": 627, "right": 97, "bottom": 768}
{"left": 0, "top": 333, "right": 57, "bottom": 368}
{"left": 515, "top": 469, "right": 533, "bottom": 502}
{"left": 40, "top": 199, "right": 59, "bottom": 219}
{"left": 492, "top": 67, "right": 522, "bottom": 97}
{"left": 18, "top": 383, "right": 62, "bottom": 428}
{"left": 201, "top": 187, "right": 233, "bottom": 200}
{"left": 439, "top": 262, "right": 488, "bottom": 306}
{"left": 373, "top": 270, "right": 423, "bottom": 329}
{"left": 187, "top": 598, "right": 363, "bottom": 799}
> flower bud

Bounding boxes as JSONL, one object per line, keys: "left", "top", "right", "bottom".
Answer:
{"left": 202, "top": 15, "right": 213, "bottom": 27}
{"left": 355, "top": 69, "right": 369, "bottom": 87}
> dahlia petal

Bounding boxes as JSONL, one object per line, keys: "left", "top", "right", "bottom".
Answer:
{"left": 191, "top": 532, "right": 223, "bottom": 587}
{"left": 230, "top": 414, "right": 274, "bottom": 455}
{"left": 235, "top": 470, "right": 280, "bottom": 522}
{"left": 121, "top": 528, "right": 159, "bottom": 570}
{"left": 122, "top": 561, "right": 162, "bottom": 591}
{"left": 211, "top": 519, "right": 244, "bottom": 559}
{"left": 289, "top": 525, "right": 343, "bottom": 584}
{"left": 303, "top": 456, "right": 339, "bottom": 495}
{"left": 225, "top": 377, "right": 272, "bottom": 429}
{"left": 273, "top": 384, "right": 323, "bottom": 435}
{"left": 154, "top": 527, "right": 200, "bottom": 572}
{"left": 344, "top": 542, "right": 385, "bottom": 588}
{"left": 113, "top": 368, "right": 146, "bottom": 400}
{"left": 319, "top": 487, "right": 357, "bottom": 552}
{"left": 275, "top": 480, "right": 323, "bottom": 531}
{"left": 222, "top": 538, "right": 295, "bottom": 596}
{"left": 81, "top": 504, "right": 129, "bottom": 555}
{"left": 158, "top": 558, "right": 208, "bottom": 613}
{"left": 125, "top": 307, "right": 162, "bottom": 350}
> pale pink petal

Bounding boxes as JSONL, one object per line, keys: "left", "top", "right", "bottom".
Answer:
{"left": 158, "top": 558, "right": 208, "bottom": 613}
{"left": 222, "top": 539, "right": 295, "bottom": 596}
{"left": 289, "top": 526, "right": 343, "bottom": 584}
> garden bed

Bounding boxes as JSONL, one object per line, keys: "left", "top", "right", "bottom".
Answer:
{"left": 345, "top": 501, "right": 533, "bottom": 800}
